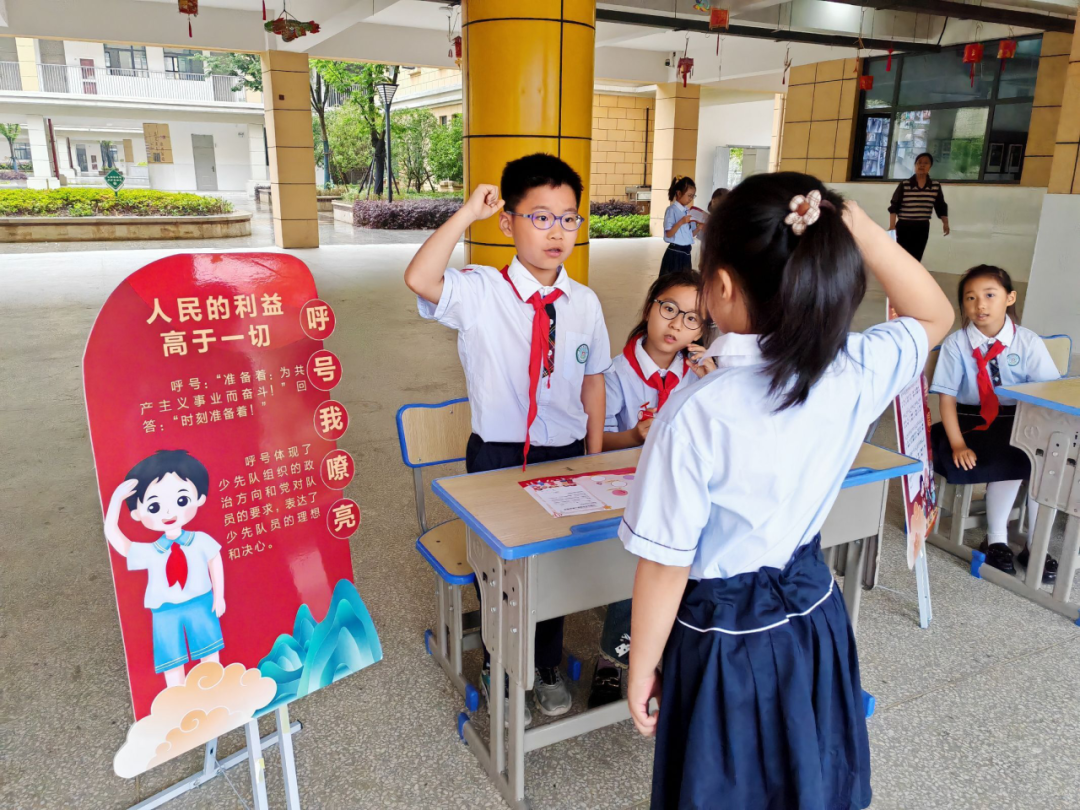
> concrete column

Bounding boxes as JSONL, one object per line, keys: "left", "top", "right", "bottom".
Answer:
{"left": 261, "top": 50, "right": 318, "bottom": 249}
{"left": 1018, "top": 18, "right": 1080, "bottom": 355}
{"left": 778, "top": 59, "right": 859, "bottom": 183}
{"left": 24, "top": 115, "right": 54, "bottom": 183}
{"left": 56, "top": 135, "right": 73, "bottom": 176}
{"left": 249, "top": 123, "right": 268, "bottom": 182}
{"left": 649, "top": 82, "right": 699, "bottom": 238}
{"left": 462, "top": 0, "right": 595, "bottom": 283}
{"left": 15, "top": 38, "right": 39, "bottom": 92}
{"left": 1020, "top": 32, "right": 1073, "bottom": 187}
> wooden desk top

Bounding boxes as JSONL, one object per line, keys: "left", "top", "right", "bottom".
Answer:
{"left": 432, "top": 443, "right": 919, "bottom": 561}
{"left": 998, "top": 377, "right": 1080, "bottom": 417}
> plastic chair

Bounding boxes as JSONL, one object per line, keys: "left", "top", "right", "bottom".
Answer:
{"left": 928, "top": 334, "right": 1071, "bottom": 548}
{"left": 396, "top": 398, "right": 482, "bottom": 706}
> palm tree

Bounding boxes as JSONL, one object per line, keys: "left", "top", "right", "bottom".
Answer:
{"left": 0, "top": 123, "right": 20, "bottom": 169}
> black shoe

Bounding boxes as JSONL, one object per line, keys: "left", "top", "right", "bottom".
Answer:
{"left": 979, "top": 539, "right": 1016, "bottom": 575}
{"left": 588, "top": 662, "right": 623, "bottom": 709}
{"left": 1017, "top": 547, "right": 1058, "bottom": 584}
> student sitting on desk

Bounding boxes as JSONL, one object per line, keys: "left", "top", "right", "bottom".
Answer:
{"left": 929, "top": 265, "right": 1061, "bottom": 582}
{"left": 404, "top": 153, "right": 610, "bottom": 726}
{"left": 620, "top": 173, "right": 954, "bottom": 809}
{"left": 587, "top": 270, "right": 715, "bottom": 709}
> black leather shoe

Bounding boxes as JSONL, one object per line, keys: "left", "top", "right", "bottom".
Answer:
{"left": 1017, "top": 547, "right": 1057, "bottom": 584}
{"left": 979, "top": 538, "right": 1016, "bottom": 575}
{"left": 588, "top": 662, "right": 623, "bottom": 709}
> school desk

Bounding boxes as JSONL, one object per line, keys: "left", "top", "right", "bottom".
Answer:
{"left": 978, "top": 378, "right": 1080, "bottom": 621}
{"left": 431, "top": 443, "right": 919, "bottom": 810}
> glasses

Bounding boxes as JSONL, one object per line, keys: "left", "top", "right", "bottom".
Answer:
{"left": 655, "top": 299, "right": 703, "bottom": 329}
{"left": 507, "top": 211, "right": 584, "bottom": 231}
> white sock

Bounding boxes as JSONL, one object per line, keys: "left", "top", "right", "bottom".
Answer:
{"left": 1025, "top": 495, "right": 1039, "bottom": 551}
{"left": 985, "top": 479, "right": 1023, "bottom": 545}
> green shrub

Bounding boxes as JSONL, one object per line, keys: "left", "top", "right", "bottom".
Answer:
{"left": 0, "top": 188, "right": 234, "bottom": 217}
{"left": 589, "top": 214, "right": 651, "bottom": 239}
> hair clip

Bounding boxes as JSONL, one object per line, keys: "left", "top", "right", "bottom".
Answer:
{"left": 784, "top": 189, "right": 824, "bottom": 235}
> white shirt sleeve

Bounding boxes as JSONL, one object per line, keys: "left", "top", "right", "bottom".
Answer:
{"left": 415, "top": 267, "right": 486, "bottom": 331}
{"left": 585, "top": 297, "right": 612, "bottom": 376}
{"left": 852, "top": 317, "right": 929, "bottom": 416}
{"left": 194, "top": 531, "right": 222, "bottom": 563}
{"left": 604, "top": 370, "right": 624, "bottom": 433}
{"left": 929, "top": 333, "right": 964, "bottom": 397}
{"left": 663, "top": 204, "right": 679, "bottom": 235}
{"left": 618, "top": 418, "right": 712, "bottom": 567}
{"left": 1025, "top": 335, "right": 1063, "bottom": 383}
{"left": 126, "top": 541, "right": 155, "bottom": 571}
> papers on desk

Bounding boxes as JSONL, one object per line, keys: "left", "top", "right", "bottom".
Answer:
{"left": 520, "top": 467, "right": 636, "bottom": 519}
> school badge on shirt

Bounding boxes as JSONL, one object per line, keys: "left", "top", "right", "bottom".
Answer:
{"left": 576, "top": 343, "right": 589, "bottom": 364}
{"left": 1007, "top": 353, "right": 1020, "bottom": 367}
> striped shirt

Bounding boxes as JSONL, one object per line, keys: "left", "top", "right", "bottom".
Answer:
{"left": 888, "top": 176, "right": 948, "bottom": 222}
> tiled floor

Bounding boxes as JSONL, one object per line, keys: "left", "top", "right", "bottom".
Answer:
{"left": 1, "top": 239, "right": 1077, "bottom": 810}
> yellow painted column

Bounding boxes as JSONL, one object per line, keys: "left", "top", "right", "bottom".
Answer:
{"left": 779, "top": 59, "right": 859, "bottom": 182}
{"left": 15, "top": 38, "right": 39, "bottom": 92}
{"left": 1047, "top": 18, "right": 1080, "bottom": 193}
{"left": 462, "top": 0, "right": 595, "bottom": 283}
{"left": 649, "top": 82, "right": 699, "bottom": 238}
{"left": 1020, "top": 31, "right": 1072, "bottom": 187}
{"left": 261, "top": 50, "right": 319, "bottom": 249}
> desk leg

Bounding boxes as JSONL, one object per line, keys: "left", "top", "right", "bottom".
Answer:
{"left": 1052, "top": 515, "right": 1080, "bottom": 604}
{"left": 1025, "top": 503, "right": 1056, "bottom": 588}
{"left": 842, "top": 540, "right": 864, "bottom": 632}
{"left": 507, "top": 679, "right": 527, "bottom": 806}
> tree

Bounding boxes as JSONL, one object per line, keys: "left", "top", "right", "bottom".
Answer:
{"left": 326, "top": 62, "right": 399, "bottom": 196}
{"left": 203, "top": 52, "right": 262, "bottom": 92}
{"left": 310, "top": 60, "right": 368, "bottom": 189}
{"left": 429, "top": 114, "right": 463, "bottom": 184}
{"left": 392, "top": 109, "right": 438, "bottom": 192}
{"left": 0, "top": 123, "right": 20, "bottom": 167}
{"left": 318, "top": 105, "right": 374, "bottom": 185}
{"left": 100, "top": 140, "right": 116, "bottom": 169}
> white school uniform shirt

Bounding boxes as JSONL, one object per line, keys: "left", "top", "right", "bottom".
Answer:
{"left": 929, "top": 317, "right": 1059, "bottom": 407}
{"left": 663, "top": 202, "right": 696, "bottom": 246}
{"left": 605, "top": 339, "right": 697, "bottom": 432}
{"left": 127, "top": 530, "right": 220, "bottom": 610}
{"left": 417, "top": 256, "right": 611, "bottom": 446}
{"left": 619, "top": 318, "right": 929, "bottom": 580}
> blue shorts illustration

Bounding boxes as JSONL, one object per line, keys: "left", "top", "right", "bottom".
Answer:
{"left": 151, "top": 591, "right": 225, "bottom": 673}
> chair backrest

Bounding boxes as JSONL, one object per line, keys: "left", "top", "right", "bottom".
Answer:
{"left": 395, "top": 398, "right": 472, "bottom": 534}
{"left": 1042, "top": 334, "right": 1071, "bottom": 376}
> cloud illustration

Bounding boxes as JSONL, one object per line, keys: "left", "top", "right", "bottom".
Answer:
{"left": 114, "top": 661, "right": 277, "bottom": 778}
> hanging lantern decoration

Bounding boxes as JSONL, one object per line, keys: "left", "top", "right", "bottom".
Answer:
{"left": 265, "top": 9, "right": 321, "bottom": 42}
{"left": 998, "top": 38, "right": 1017, "bottom": 73}
{"left": 886, "top": 45, "right": 894, "bottom": 72}
{"left": 450, "top": 35, "right": 462, "bottom": 67}
{"left": 963, "top": 42, "right": 984, "bottom": 88}
{"left": 262, "top": 1, "right": 266, "bottom": 22}
{"left": 178, "top": 0, "right": 197, "bottom": 38}
{"left": 859, "top": 74, "right": 875, "bottom": 91}
{"left": 709, "top": 9, "right": 729, "bottom": 29}
{"left": 693, "top": 2, "right": 711, "bottom": 11}
{"left": 677, "top": 56, "right": 695, "bottom": 87}
{"left": 781, "top": 45, "right": 792, "bottom": 86}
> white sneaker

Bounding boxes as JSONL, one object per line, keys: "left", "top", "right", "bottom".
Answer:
{"left": 533, "top": 667, "right": 572, "bottom": 716}
{"left": 480, "top": 666, "right": 532, "bottom": 728}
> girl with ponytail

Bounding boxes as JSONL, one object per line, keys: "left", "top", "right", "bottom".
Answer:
{"left": 659, "top": 175, "right": 698, "bottom": 277}
{"left": 618, "top": 171, "right": 954, "bottom": 809}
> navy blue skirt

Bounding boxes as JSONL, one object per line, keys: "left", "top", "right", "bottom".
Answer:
{"left": 653, "top": 539, "right": 871, "bottom": 810}
{"left": 930, "top": 404, "right": 1029, "bottom": 485}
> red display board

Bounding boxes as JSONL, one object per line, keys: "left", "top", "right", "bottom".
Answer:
{"left": 83, "top": 254, "right": 379, "bottom": 778}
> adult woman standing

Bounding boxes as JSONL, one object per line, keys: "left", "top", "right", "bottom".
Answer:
{"left": 889, "top": 152, "right": 950, "bottom": 261}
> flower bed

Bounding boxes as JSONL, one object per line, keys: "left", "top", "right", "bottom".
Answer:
{"left": 0, "top": 188, "right": 233, "bottom": 217}
{"left": 590, "top": 199, "right": 637, "bottom": 217}
{"left": 589, "top": 214, "right": 651, "bottom": 239}
{"left": 352, "top": 197, "right": 463, "bottom": 230}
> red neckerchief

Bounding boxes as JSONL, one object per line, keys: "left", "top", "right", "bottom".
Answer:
{"left": 500, "top": 266, "right": 564, "bottom": 469}
{"left": 971, "top": 339, "right": 1007, "bottom": 431}
{"left": 165, "top": 542, "right": 188, "bottom": 588}
{"left": 622, "top": 339, "right": 687, "bottom": 413}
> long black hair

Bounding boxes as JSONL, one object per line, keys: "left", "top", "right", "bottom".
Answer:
{"left": 958, "top": 264, "right": 1019, "bottom": 327}
{"left": 700, "top": 171, "right": 865, "bottom": 410}
{"left": 667, "top": 175, "right": 696, "bottom": 202}
{"left": 626, "top": 270, "right": 708, "bottom": 354}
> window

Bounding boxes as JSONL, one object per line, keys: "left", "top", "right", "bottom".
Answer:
{"left": 853, "top": 35, "right": 1038, "bottom": 183}
{"left": 164, "top": 49, "right": 204, "bottom": 79}
{"left": 439, "top": 115, "right": 448, "bottom": 126}
{"left": 104, "top": 44, "right": 148, "bottom": 76}
{"left": 13, "top": 143, "right": 32, "bottom": 162}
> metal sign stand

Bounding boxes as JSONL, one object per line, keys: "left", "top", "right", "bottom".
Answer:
{"left": 129, "top": 704, "right": 301, "bottom": 810}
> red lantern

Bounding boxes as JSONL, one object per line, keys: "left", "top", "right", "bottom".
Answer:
{"left": 963, "top": 42, "right": 984, "bottom": 88}
{"left": 451, "top": 35, "right": 462, "bottom": 67}
{"left": 709, "top": 9, "right": 729, "bottom": 29}
{"left": 886, "top": 45, "right": 893, "bottom": 72}
{"left": 998, "top": 38, "right": 1017, "bottom": 73}
{"left": 859, "top": 75, "right": 874, "bottom": 91}
{"left": 677, "top": 57, "right": 694, "bottom": 88}
{"left": 178, "top": 0, "right": 197, "bottom": 37}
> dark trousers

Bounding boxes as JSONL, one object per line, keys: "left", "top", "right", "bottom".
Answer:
{"left": 467, "top": 434, "right": 585, "bottom": 670}
{"left": 896, "top": 219, "right": 930, "bottom": 262}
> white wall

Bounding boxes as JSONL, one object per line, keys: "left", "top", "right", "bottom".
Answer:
{"left": 695, "top": 99, "right": 775, "bottom": 198}
{"left": 830, "top": 182, "right": 1047, "bottom": 283}
{"left": 64, "top": 40, "right": 106, "bottom": 68}
{"left": 146, "top": 120, "right": 251, "bottom": 192}
{"left": 145, "top": 46, "right": 166, "bottom": 74}
{"left": 1021, "top": 195, "right": 1080, "bottom": 342}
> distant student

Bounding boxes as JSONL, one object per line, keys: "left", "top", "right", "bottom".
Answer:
{"left": 620, "top": 173, "right": 955, "bottom": 809}
{"left": 405, "top": 153, "right": 610, "bottom": 725}
{"left": 588, "top": 270, "right": 715, "bottom": 708}
{"left": 707, "top": 187, "right": 728, "bottom": 213}
{"left": 660, "top": 176, "right": 698, "bottom": 277}
{"left": 930, "top": 265, "right": 1061, "bottom": 582}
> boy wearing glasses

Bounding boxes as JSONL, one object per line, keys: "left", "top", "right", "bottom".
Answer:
{"left": 405, "top": 153, "right": 610, "bottom": 723}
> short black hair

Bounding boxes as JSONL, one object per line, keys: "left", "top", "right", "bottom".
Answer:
{"left": 915, "top": 152, "right": 934, "bottom": 167}
{"left": 124, "top": 449, "right": 209, "bottom": 511}
{"left": 500, "top": 153, "right": 583, "bottom": 212}
{"left": 700, "top": 171, "right": 865, "bottom": 411}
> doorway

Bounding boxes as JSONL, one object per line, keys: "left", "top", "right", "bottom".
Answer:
{"left": 75, "top": 144, "right": 88, "bottom": 173}
{"left": 191, "top": 134, "right": 218, "bottom": 191}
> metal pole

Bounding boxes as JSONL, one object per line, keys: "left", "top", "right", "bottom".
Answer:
{"left": 385, "top": 100, "right": 393, "bottom": 203}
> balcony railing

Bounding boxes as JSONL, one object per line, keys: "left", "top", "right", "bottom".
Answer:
{"left": 0, "top": 62, "right": 253, "bottom": 103}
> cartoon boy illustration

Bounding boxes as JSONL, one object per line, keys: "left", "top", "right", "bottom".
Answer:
{"left": 104, "top": 449, "right": 225, "bottom": 688}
